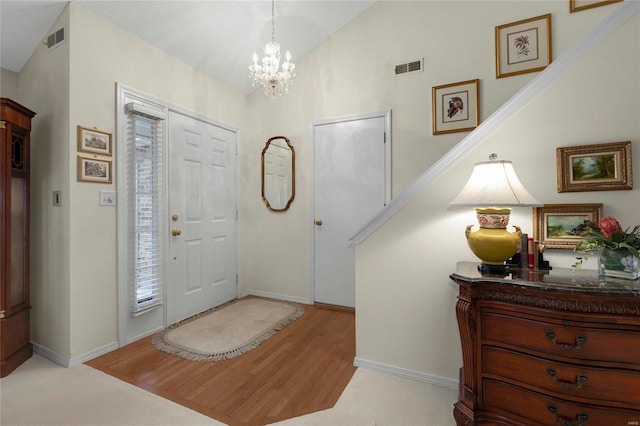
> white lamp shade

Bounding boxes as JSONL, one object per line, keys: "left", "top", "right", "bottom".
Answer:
{"left": 450, "top": 160, "right": 541, "bottom": 207}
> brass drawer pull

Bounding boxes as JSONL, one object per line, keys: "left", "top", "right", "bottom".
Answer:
{"left": 546, "top": 368, "right": 588, "bottom": 390}
{"left": 547, "top": 403, "right": 589, "bottom": 426}
{"left": 545, "top": 330, "right": 587, "bottom": 350}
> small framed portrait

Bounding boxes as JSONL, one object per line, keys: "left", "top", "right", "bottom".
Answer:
{"left": 570, "top": 0, "right": 622, "bottom": 13}
{"left": 77, "top": 155, "right": 112, "bottom": 184}
{"left": 556, "top": 141, "right": 632, "bottom": 192}
{"left": 77, "top": 125, "right": 112, "bottom": 156}
{"left": 431, "top": 79, "right": 479, "bottom": 135}
{"left": 533, "top": 203, "right": 603, "bottom": 250}
{"left": 495, "top": 14, "right": 552, "bottom": 79}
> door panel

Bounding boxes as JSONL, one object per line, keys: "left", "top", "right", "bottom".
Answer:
{"left": 313, "top": 112, "right": 389, "bottom": 308}
{"left": 168, "top": 111, "right": 237, "bottom": 325}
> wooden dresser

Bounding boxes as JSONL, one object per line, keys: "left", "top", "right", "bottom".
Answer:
{"left": 450, "top": 262, "right": 640, "bottom": 426}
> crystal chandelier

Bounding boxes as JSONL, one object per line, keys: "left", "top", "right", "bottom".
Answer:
{"left": 248, "top": 0, "right": 296, "bottom": 96}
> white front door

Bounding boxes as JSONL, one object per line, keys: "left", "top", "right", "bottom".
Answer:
{"left": 167, "top": 111, "right": 237, "bottom": 325}
{"left": 313, "top": 111, "right": 390, "bottom": 308}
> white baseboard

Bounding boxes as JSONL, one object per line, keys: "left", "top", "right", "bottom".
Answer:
{"left": 354, "top": 357, "right": 459, "bottom": 390}
{"left": 244, "top": 290, "right": 312, "bottom": 305}
{"left": 69, "top": 341, "right": 119, "bottom": 366}
{"left": 125, "top": 326, "right": 165, "bottom": 346}
{"left": 32, "top": 343, "right": 71, "bottom": 367}
{"left": 33, "top": 341, "right": 119, "bottom": 368}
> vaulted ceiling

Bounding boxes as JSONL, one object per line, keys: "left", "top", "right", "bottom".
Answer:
{"left": 0, "top": 0, "right": 376, "bottom": 94}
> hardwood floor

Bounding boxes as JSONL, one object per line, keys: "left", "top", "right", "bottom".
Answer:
{"left": 86, "top": 299, "right": 356, "bottom": 426}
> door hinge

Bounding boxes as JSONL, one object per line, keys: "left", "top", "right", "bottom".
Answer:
{"left": 384, "top": 132, "right": 387, "bottom": 143}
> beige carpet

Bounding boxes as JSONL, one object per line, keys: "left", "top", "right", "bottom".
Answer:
{"left": 0, "top": 354, "right": 458, "bottom": 425}
{"left": 153, "top": 298, "right": 304, "bottom": 361}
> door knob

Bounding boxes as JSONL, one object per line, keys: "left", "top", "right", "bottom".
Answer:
{"left": 171, "top": 228, "right": 182, "bottom": 236}
{"left": 315, "top": 220, "right": 323, "bottom": 226}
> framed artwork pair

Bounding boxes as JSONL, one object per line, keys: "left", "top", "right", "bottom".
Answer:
{"left": 432, "top": 0, "right": 622, "bottom": 135}
{"left": 77, "top": 125, "right": 113, "bottom": 184}
{"left": 431, "top": 14, "right": 549, "bottom": 134}
{"left": 534, "top": 140, "right": 632, "bottom": 250}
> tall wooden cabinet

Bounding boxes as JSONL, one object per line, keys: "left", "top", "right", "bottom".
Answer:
{"left": 1, "top": 98, "right": 36, "bottom": 377}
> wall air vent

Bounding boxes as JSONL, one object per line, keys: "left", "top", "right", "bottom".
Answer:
{"left": 394, "top": 59, "right": 423, "bottom": 76}
{"left": 45, "top": 27, "right": 65, "bottom": 49}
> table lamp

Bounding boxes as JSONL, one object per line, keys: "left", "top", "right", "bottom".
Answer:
{"left": 450, "top": 154, "right": 542, "bottom": 273}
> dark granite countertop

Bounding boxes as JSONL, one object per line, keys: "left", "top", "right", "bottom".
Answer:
{"left": 450, "top": 262, "right": 640, "bottom": 297}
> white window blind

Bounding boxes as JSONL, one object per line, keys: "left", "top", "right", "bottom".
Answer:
{"left": 125, "top": 102, "right": 165, "bottom": 313}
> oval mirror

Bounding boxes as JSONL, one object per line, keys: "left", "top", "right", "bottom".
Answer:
{"left": 261, "top": 136, "right": 295, "bottom": 212}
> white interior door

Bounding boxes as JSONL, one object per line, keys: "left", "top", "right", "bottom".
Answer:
{"left": 313, "top": 111, "right": 390, "bottom": 308}
{"left": 167, "top": 111, "right": 237, "bottom": 324}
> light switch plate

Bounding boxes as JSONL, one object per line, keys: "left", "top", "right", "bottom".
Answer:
{"left": 99, "top": 190, "right": 117, "bottom": 206}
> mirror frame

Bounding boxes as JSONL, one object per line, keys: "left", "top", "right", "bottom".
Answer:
{"left": 261, "top": 136, "right": 295, "bottom": 212}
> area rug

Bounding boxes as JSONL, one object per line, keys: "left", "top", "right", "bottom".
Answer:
{"left": 152, "top": 298, "right": 304, "bottom": 361}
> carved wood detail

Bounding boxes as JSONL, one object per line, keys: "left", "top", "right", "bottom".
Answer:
{"left": 478, "top": 288, "right": 640, "bottom": 316}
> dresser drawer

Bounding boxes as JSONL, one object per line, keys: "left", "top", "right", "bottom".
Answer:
{"left": 482, "top": 311, "right": 640, "bottom": 365}
{"left": 483, "top": 346, "right": 640, "bottom": 408}
{"left": 483, "top": 379, "right": 640, "bottom": 426}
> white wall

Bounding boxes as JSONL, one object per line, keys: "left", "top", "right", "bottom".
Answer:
{"left": 240, "top": 1, "right": 638, "bottom": 382}
{"left": 239, "top": 0, "right": 626, "bottom": 360}
{"left": 18, "top": 7, "right": 72, "bottom": 360}
{"left": 18, "top": 3, "right": 247, "bottom": 363}
{"left": 1, "top": 68, "right": 19, "bottom": 99}
{"left": 356, "top": 8, "right": 639, "bottom": 381}
{"left": 66, "top": 3, "right": 247, "bottom": 361}
{"left": 13, "top": 0, "right": 637, "bottom": 378}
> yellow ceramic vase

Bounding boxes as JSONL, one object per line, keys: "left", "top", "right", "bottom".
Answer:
{"left": 465, "top": 208, "right": 521, "bottom": 265}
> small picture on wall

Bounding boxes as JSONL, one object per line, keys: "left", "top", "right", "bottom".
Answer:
{"left": 533, "top": 203, "right": 603, "bottom": 250}
{"left": 556, "top": 141, "right": 632, "bottom": 192}
{"left": 495, "top": 14, "right": 552, "bottom": 78}
{"left": 432, "top": 79, "right": 479, "bottom": 135}
{"left": 77, "top": 125, "right": 112, "bottom": 156}
{"left": 78, "top": 155, "right": 112, "bottom": 184}
{"left": 570, "top": 0, "right": 622, "bottom": 13}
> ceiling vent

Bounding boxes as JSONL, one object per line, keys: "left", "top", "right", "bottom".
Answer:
{"left": 45, "top": 27, "right": 65, "bottom": 49}
{"left": 395, "top": 59, "right": 423, "bottom": 76}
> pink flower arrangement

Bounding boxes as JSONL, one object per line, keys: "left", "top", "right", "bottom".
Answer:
{"left": 576, "top": 216, "right": 640, "bottom": 258}
{"left": 598, "top": 217, "right": 624, "bottom": 240}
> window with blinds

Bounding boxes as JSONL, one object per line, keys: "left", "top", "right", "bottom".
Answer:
{"left": 125, "top": 102, "right": 165, "bottom": 313}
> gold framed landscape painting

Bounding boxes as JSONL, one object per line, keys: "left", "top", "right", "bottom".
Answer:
{"left": 570, "top": 0, "right": 622, "bottom": 13}
{"left": 556, "top": 141, "right": 632, "bottom": 192}
{"left": 533, "top": 203, "right": 603, "bottom": 250}
{"left": 431, "top": 79, "right": 479, "bottom": 135}
{"left": 495, "top": 14, "right": 552, "bottom": 78}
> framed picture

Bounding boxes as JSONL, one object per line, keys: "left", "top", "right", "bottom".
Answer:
{"left": 533, "top": 203, "right": 603, "bottom": 250}
{"left": 570, "top": 0, "right": 622, "bottom": 13}
{"left": 431, "top": 79, "right": 479, "bottom": 135}
{"left": 77, "top": 125, "right": 112, "bottom": 156}
{"left": 557, "top": 141, "right": 633, "bottom": 192}
{"left": 495, "top": 14, "right": 552, "bottom": 79}
{"left": 77, "top": 155, "right": 112, "bottom": 184}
